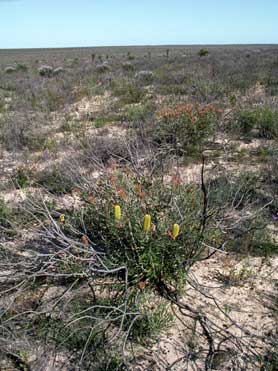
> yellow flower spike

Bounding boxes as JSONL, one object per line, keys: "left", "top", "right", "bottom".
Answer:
{"left": 114, "top": 205, "right": 121, "bottom": 221}
{"left": 172, "top": 223, "right": 180, "bottom": 240}
{"left": 59, "top": 214, "right": 65, "bottom": 223}
{"left": 143, "top": 214, "right": 151, "bottom": 233}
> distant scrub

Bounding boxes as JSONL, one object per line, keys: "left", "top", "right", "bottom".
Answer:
{"left": 198, "top": 48, "right": 209, "bottom": 57}
{"left": 95, "top": 62, "right": 111, "bottom": 73}
{"left": 127, "top": 51, "right": 135, "bottom": 60}
{"left": 111, "top": 79, "right": 145, "bottom": 104}
{"left": 3, "top": 63, "right": 28, "bottom": 74}
{"left": 38, "top": 65, "right": 54, "bottom": 77}
{"left": 4, "top": 66, "right": 16, "bottom": 74}
{"left": 15, "top": 63, "right": 28, "bottom": 72}
{"left": 53, "top": 67, "right": 65, "bottom": 76}
{"left": 135, "top": 70, "right": 154, "bottom": 84}
{"left": 122, "top": 61, "right": 135, "bottom": 72}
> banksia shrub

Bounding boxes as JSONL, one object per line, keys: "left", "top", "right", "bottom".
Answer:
{"left": 67, "top": 170, "right": 222, "bottom": 287}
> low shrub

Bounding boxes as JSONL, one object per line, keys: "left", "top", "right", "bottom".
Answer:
{"left": 0, "top": 198, "right": 13, "bottom": 229}
{"left": 135, "top": 70, "right": 154, "bottom": 84}
{"left": 14, "top": 167, "right": 32, "bottom": 188}
{"left": 81, "top": 134, "right": 136, "bottom": 165}
{"left": 53, "top": 67, "right": 65, "bottom": 75}
{"left": 235, "top": 108, "right": 278, "bottom": 138}
{"left": 95, "top": 63, "right": 111, "bottom": 73}
{"left": 236, "top": 109, "right": 259, "bottom": 134}
{"left": 198, "top": 48, "right": 209, "bottom": 57}
{"left": 36, "top": 167, "right": 75, "bottom": 194}
{"left": 145, "top": 103, "right": 222, "bottom": 156}
{"left": 258, "top": 108, "right": 278, "bottom": 139}
{"left": 191, "top": 80, "right": 226, "bottom": 102}
{"left": 125, "top": 102, "right": 154, "bottom": 123}
{"left": 112, "top": 80, "right": 145, "bottom": 104}
{"left": 38, "top": 65, "right": 54, "bottom": 77}
{"left": 127, "top": 52, "right": 135, "bottom": 60}
{"left": 4, "top": 66, "right": 16, "bottom": 74}
{"left": 122, "top": 61, "right": 135, "bottom": 72}
{"left": 15, "top": 63, "right": 28, "bottom": 72}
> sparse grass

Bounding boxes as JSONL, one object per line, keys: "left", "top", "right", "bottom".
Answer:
{"left": 111, "top": 79, "right": 146, "bottom": 104}
{"left": 14, "top": 167, "right": 32, "bottom": 189}
{"left": 126, "top": 302, "right": 173, "bottom": 345}
{"left": 0, "top": 198, "right": 13, "bottom": 229}
{"left": 35, "top": 167, "right": 75, "bottom": 194}
{"left": 213, "top": 266, "right": 253, "bottom": 286}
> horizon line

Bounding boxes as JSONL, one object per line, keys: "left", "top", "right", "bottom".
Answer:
{"left": 1, "top": 42, "right": 278, "bottom": 51}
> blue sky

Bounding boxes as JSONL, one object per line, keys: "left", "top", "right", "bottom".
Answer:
{"left": 0, "top": 0, "right": 277, "bottom": 48}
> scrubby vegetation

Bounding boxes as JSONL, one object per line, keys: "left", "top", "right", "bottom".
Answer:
{"left": 0, "top": 45, "right": 277, "bottom": 370}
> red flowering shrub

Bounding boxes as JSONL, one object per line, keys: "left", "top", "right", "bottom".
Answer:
{"left": 146, "top": 103, "right": 222, "bottom": 155}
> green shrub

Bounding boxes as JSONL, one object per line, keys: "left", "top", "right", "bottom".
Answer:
{"left": 0, "top": 198, "right": 13, "bottom": 229}
{"left": 125, "top": 102, "right": 154, "bottom": 123}
{"left": 229, "top": 95, "right": 237, "bottom": 106}
{"left": 112, "top": 80, "right": 145, "bottom": 104}
{"left": 236, "top": 108, "right": 278, "bottom": 138}
{"left": 237, "top": 110, "right": 259, "bottom": 134}
{"left": 36, "top": 167, "right": 74, "bottom": 194}
{"left": 94, "top": 116, "right": 115, "bottom": 128}
{"left": 198, "top": 48, "right": 209, "bottom": 57}
{"left": 127, "top": 52, "right": 135, "bottom": 61}
{"left": 258, "top": 108, "right": 278, "bottom": 139}
{"left": 191, "top": 80, "right": 226, "bottom": 101}
{"left": 135, "top": 70, "right": 154, "bottom": 85}
{"left": 14, "top": 167, "right": 31, "bottom": 188}
{"left": 15, "top": 63, "right": 28, "bottom": 72}
{"left": 266, "top": 77, "right": 278, "bottom": 96}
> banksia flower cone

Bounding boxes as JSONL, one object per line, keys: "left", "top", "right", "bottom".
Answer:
{"left": 59, "top": 214, "right": 65, "bottom": 223}
{"left": 114, "top": 205, "right": 121, "bottom": 221}
{"left": 172, "top": 223, "right": 180, "bottom": 239}
{"left": 143, "top": 214, "right": 151, "bottom": 233}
